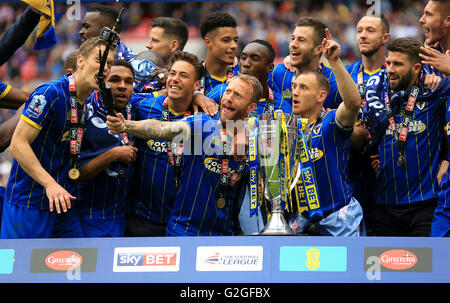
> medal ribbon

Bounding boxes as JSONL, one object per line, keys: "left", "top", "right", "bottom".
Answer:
{"left": 68, "top": 75, "right": 86, "bottom": 171}
{"left": 161, "top": 97, "right": 191, "bottom": 187}
{"left": 384, "top": 83, "right": 420, "bottom": 165}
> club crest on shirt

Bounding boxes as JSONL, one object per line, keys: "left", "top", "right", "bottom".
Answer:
{"left": 312, "top": 124, "right": 322, "bottom": 135}
{"left": 26, "top": 94, "right": 47, "bottom": 119}
{"left": 415, "top": 101, "right": 426, "bottom": 110}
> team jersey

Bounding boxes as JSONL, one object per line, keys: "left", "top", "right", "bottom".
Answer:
{"left": 437, "top": 96, "right": 450, "bottom": 209}
{"left": 267, "top": 63, "right": 337, "bottom": 109}
{"left": 307, "top": 110, "right": 354, "bottom": 216}
{"left": 75, "top": 91, "right": 140, "bottom": 220}
{"left": 129, "top": 95, "right": 190, "bottom": 225}
{"left": 167, "top": 113, "right": 249, "bottom": 236}
{"left": 201, "top": 63, "right": 240, "bottom": 96}
{"left": 4, "top": 75, "right": 78, "bottom": 210}
{"left": 0, "top": 81, "right": 11, "bottom": 100}
{"left": 364, "top": 70, "right": 449, "bottom": 205}
{"left": 206, "top": 83, "right": 291, "bottom": 117}
{"left": 116, "top": 40, "right": 136, "bottom": 62}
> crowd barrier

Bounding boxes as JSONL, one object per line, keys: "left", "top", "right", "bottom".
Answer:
{"left": 0, "top": 235, "right": 448, "bottom": 283}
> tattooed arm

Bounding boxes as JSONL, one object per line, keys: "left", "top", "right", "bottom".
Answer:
{"left": 106, "top": 112, "right": 189, "bottom": 141}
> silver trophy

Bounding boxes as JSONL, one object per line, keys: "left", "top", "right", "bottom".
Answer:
{"left": 257, "top": 110, "right": 302, "bottom": 235}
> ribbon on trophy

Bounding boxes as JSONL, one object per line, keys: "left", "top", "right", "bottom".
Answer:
{"left": 294, "top": 118, "right": 322, "bottom": 220}
{"left": 278, "top": 112, "right": 293, "bottom": 213}
{"left": 247, "top": 117, "right": 259, "bottom": 217}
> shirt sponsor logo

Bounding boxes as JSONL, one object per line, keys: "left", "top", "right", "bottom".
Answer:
{"left": 113, "top": 247, "right": 180, "bottom": 272}
{"left": 279, "top": 246, "right": 347, "bottom": 272}
{"left": 0, "top": 249, "right": 14, "bottom": 274}
{"left": 203, "top": 158, "right": 238, "bottom": 176}
{"left": 364, "top": 247, "right": 432, "bottom": 272}
{"left": 385, "top": 120, "right": 426, "bottom": 136}
{"left": 146, "top": 139, "right": 170, "bottom": 153}
{"left": 196, "top": 246, "right": 263, "bottom": 271}
{"left": 30, "top": 248, "right": 97, "bottom": 273}
{"left": 309, "top": 147, "right": 323, "bottom": 162}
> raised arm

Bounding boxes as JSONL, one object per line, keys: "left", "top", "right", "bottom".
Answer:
{"left": 106, "top": 112, "right": 189, "bottom": 141}
{"left": 322, "top": 28, "right": 361, "bottom": 127}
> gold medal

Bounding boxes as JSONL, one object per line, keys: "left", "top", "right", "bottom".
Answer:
{"left": 397, "top": 155, "right": 405, "bottom": 166}
{"left": 68, "top": 168, "right": 80, "bottom": 180}
{"left": 216, "top": 197, "right": 225, "bottom": 209}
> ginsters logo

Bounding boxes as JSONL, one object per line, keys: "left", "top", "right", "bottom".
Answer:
{"left": 45, "top": 251, "right": 82, "bottom": 271}
{"left": 379, "top": 249, "right": 417, "bottom": 270}
{"left": 30, "top": 248, "right": 97, "bottom": 273}
{"left": 196, "top": 246, "right": 263, "bottom": 271}
{"left": 364, "top": 247, "right": 432, "bottom": 272}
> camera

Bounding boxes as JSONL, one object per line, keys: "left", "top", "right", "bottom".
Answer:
{"left": 99, "top": 26, "right": 120, "bottom": 47}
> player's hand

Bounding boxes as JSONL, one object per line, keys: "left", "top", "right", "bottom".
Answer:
{"left": 150, "top": 68, "right": 169, "bottom": 86}
{"left": 437, "top": 160, "right": 449, "bottom": 185}
{"left": 106, "top": 112, "right": 126, "bottom": 135}
{"left": 322, "top": 28, "right": 341, "bottom": 64}
{"left": 229, "top": 56, "right": 239, "bottom": 68}
{"left": 370, "top": 154, "right": 380, "bottom": 173}
{"left": 192, "top": 94, "right": 218, "bottom": 116}
{"left": 112, "top": 145, "right": 138, "bottom": 165}
{"left": 45, "top": 180, "right": 76, "bottom": 214}
{"left": 232, "top": 128, "right": 248, "bottom": 162}
{"left": 283, "top": 56, "right": 296, "bottom": 73}
{"left": 419, "top": 45, "right": 450, "bottom": 76}
{"left": 423, "top": 73, "right": 442, "bottom": 90}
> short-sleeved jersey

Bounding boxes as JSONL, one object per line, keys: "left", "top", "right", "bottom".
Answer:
{"left": 130, "top": 95, "right": 190, "bottom": 225}
{"left": 75, "top": 91, "right": 139, "bottom": 220}
{"left": 307, "top": 110, "right": 354, "bottom": 216}
{"left": 206, "top": 83, "right": 291, "bottom": 117}
{"left": 365, "top": 70, "right": 449, "bottom": 205}
{"left": 201, "top": 63, "right": 240, "bottom": 96}
{"left": 267, "top": 63, "right": 337, "bottom": 109}
{"left": 167, "top": 113, "right": 249, "bottom": 236}
{"left": 4, "top": 75, "right": 77, "bottom": 210}
{"left": 0, "top": 81, "right": 11, "bottom": 100}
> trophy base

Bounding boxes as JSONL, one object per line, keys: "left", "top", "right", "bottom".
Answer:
{"left": 259, "top": 211, "right": 295, "bottom": 236}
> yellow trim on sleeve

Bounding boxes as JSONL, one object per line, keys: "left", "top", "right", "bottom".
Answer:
{"left": 21, "top": 114, "right": 43, "bottom": 130}
{"left": 0, "top": 85, "right": 11, "bottom": 99}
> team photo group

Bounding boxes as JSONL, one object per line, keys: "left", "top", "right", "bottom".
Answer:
{"left": 0, "top": 0, "right": 448, "bottom": 239}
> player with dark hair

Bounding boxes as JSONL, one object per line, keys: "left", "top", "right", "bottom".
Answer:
{"left": 146, "top": 17, "right": 189, "bottom": 67}
{"left": 1, "top": 37, "right": 116, "bottom": 239}
{"left": 72, "top": 59, "right": 140, "bottom": 237}
{"left": 269, "top": 17, "right": 338, "bottom": 110}
{"left": 207, "top": 39, "right": 289, "bottom": 116}
{"left": 125, "top": 50, "right": 204, "bottom": 237}
{"left": 362, "top": 37, "right": 449, "bottom": 236}
{"left": 198, "top": 11, "right": 240, "bottom": 96}
{"left": 79, "top": 4, "right": 135, "bottom": 61}
{"left": 290, "top": 29, "right": 364, "bottom": 236}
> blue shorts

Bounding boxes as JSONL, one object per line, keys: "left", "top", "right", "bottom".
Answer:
{"left": 79, "top": 216, "right": 126, "bottom": 237}
{"left": 1, "top": 202, "right": 84, "bottom": 239}
{"left": 430, "top": 206, "right": 450, "bottom": 237}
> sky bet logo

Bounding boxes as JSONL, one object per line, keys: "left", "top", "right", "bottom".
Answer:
{"left": 113, "top": 247, "right": 180, "bottom": 272}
